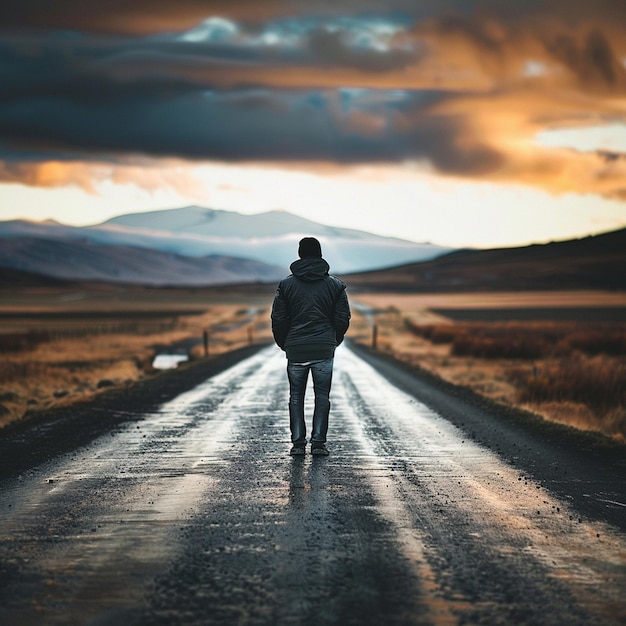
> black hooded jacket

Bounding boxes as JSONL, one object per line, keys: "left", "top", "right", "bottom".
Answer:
{"left": 271, "top": 257, "right": 351, "bottom": 361}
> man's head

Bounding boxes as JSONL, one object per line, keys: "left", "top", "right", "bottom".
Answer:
{"left": 298, "top": 237, "right": 322, "bottom": 259}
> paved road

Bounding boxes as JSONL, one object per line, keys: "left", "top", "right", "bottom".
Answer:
{"left": 0, "top": 345, "right": 625, "bottom": 625}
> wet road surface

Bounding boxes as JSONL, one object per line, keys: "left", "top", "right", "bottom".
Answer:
{"left": 1, "top": 345, "right": 625, "bottom": 625}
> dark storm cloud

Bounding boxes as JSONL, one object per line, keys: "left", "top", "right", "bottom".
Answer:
{"left": 415, "top": 11, "right": 626, "bottom": 92}
{"left": 0, "top": 17, "right": 423, "bottom": 161}
{"left": 545, "top": 29, "right": 626, "bottom": 90}
{"left": 2, "top": 1, "right": 625, "bottom": 35}
{"left": 0, "top": 0, "right": 626, "bottom": 198}
{"left": 0, "top": 75, "right": 452, "bottom": 164}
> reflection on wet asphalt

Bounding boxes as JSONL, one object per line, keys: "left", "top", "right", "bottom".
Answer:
{"left": 0, "top": 345, "right": 624, "bottom": 625}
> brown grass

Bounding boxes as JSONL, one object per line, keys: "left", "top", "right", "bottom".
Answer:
{"left": 0, "top": 288, "right": 273, "bottom": 429}
{"left": 509, "top": 356, "right": 626, "bottom": 439}
{"left": 0, "top": 331, "right": 50, "bottom": 353}
{"left": 353, "top": 292, "right": 626, "bottom": 441}
{"left": 405, "top": 320, "right": 626, "bottom": 360}
{"left": 511, "top": 355, "right": 625, "bottom": 411}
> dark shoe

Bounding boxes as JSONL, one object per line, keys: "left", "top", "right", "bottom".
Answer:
{"left": 290, "top": 445, "right": 306, "bottom": 456}
{"left": 311, "top": 444, "right": 329, "bottom": 456}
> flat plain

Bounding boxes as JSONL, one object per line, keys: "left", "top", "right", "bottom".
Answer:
{"left": 2, "top": 282, "right": 625, "bottom": 440}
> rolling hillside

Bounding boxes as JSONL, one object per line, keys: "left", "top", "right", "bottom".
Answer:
{"left": 0, "top": 238, "right": 285, "bottom": 286}
{"left": 344, "top": 227, "right": 626, "bottom": 292}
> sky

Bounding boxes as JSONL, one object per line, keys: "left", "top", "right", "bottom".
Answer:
{"left": 0, "top": 0, "right": 625, "bottom": 248}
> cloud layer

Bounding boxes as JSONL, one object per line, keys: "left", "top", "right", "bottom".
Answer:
{"left": 1, "top": 1, "right": 625, "bottom": 199}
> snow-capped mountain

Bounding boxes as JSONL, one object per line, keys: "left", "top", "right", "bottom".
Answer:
{"left": 98, "top": 207, "right": 450, "bottom": 272}
{"left": 0, "top": 207, "right": 452, "bottom": 285}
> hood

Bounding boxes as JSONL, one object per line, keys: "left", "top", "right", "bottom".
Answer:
{"left": 289, "top": 257, "right": 330, "bottom": 282}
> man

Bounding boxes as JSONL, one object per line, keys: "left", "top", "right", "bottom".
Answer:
{"left": 271, "top": 237, "right": 351, "bottom": 456}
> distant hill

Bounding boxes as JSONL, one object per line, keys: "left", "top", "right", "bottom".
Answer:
{"left": 344, "top": 228, "right": 626, "bottom": 292}
{"left": 0, "top": 207, "right": 451, "bottom": 276}
{"left": 0, "top": 237, "right": 285, "bottom": 286}
{"left": 0, "top": 266, "right": 74, "bottom": 287}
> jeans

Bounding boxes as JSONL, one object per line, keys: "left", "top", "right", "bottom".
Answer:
{"left": 287, "top": 358, "right": 334, "bottom": 445}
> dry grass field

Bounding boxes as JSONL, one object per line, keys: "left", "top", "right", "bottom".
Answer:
{"left": 351, "top": 291, "right": 626, "bottom": 441}
{"left": 0, "top": 283, "right": 275, "bottom": 428}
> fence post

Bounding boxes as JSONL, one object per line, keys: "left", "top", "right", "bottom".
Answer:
{"left": 203, "top": 330, "right": 209, "bottom": 357}
{"left": 372, "top": 324, "right": 378, "bottom": 350}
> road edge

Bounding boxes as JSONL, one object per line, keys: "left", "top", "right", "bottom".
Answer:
{"left": 0, "top": 343, "right": 271, "bottom": 481}
{"left": 348, "top": 339, "right": 626, "bottom": 531}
